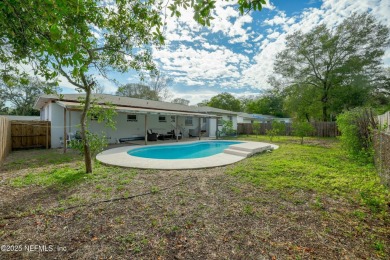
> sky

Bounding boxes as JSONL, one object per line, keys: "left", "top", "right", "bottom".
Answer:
{"left": 60, "top": 0, "right": 390, "bottom": 105}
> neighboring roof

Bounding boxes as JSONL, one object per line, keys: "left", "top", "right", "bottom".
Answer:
{"left": 34, "top": 94, "right": 237, "bottom": 116}
{"left": 3, "top": 115, "right": 41, "bottom": 121}
{"left": 238, "top": 112, "right": 253, "bottom": 119}
{"left": 237, "top": 113, "right": 292, "bottom": 121}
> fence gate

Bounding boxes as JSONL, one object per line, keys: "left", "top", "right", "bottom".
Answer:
{"left": 11, "top": 121, "right": 51, "bottom": 150}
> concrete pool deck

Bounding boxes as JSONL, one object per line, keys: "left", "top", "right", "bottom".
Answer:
{"left": 96, "top": 140, "right": 279, "bottom": 170}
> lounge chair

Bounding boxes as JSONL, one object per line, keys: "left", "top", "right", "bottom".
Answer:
{"left": 147, "top": 129, "right": 158, "bottom": 141}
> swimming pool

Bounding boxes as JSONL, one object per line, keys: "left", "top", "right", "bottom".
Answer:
{"left": 127, "top": 141, "right": 243, "bottom": 159}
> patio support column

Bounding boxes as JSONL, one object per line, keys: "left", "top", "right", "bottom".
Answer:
{"left": 68, "top": 110, "right": 72, "bottom": 133}
{"left": 216, "top": 117, "right": 218, "bottom": 140}
{"left": 175, "top": 115, "right": 178, "bottom": 142}
{"left": 144, "top": 114, "right": 148, "bottom": 145}
{"left": 198, "top": 117, "right": 201, "bottom": 140}
{"left": 63, "top": 107, "right": 67, "bottom": 153}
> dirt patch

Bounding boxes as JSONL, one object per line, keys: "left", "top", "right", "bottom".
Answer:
{"left": 0, "top": 149, "right": 389, "bottom": 259}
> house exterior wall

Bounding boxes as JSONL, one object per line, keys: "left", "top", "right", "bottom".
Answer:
{"left": 209, "top": 118, "right": 217, "bottom": 137}
{"left": 237, "top": 116, "right": 252, "bottom": 123}
{"left": 47, "top": 103, "right": 220, "bottom": 148}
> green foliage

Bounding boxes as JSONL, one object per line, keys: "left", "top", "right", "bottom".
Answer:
{"left": 221, "top": 119, "right": 235, "bottom": 136}
{"left": 266, "top": 120, "right": 286, "bottom": 141}
{"left": 273, "top": 13, "right": 390, "bottom": 121}
{"left": 171, "top": 98, "right": 190, "bottom": 106}
{"left": 246, "top": 90, "right": 287, "bottom": 117}
{"left": 229, "top": 136, "right": 390, "bottom": 215}
{"left": 208, "top": 92, "right": 241, "bottom": 112}
{"left": 11, "top": 167, "right": 85, "bottom": 188}
{"left": 0, "top": 0, "right": 263, "bottom": 172}
{"left": 252, "top": 121, "right": 261, "bottom": 136}
{"left": 283, "top": 84, "right": 322, "bottom": 122}
{"left": 70, "top": 98, "right": 117, "bottom": 158}
{"left": 70, "top": 131, "right": 108, "bottom": 159}
{"left": 116, "top": 83, "right": 159, "bottom": 101}
{"left": 336, "top": 107, "right": 377, "bottom": 162}
{"left": 0, "top": 76, "right": 59, "bottom": 115}
{"left": 292, "top": 121, "right": 315, "bottom": 144}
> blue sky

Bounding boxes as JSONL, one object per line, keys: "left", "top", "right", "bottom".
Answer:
{"left": 61, "top": 0, "right": 390, "bottom": 105}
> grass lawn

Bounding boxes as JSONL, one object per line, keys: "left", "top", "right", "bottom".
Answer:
{"left": 0, "top": 136, "right": 389, "bottom": 259}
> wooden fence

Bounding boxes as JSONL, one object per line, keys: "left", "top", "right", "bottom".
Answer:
{"left": 0, "top": 116, "right": 12, "bottom": 163}
{"left": 237, "top": 121, "right": 340, "bottom": 137}
{"left": 373, "top": 131, "right": 390, "bottom": 188}
{"left": 377, "top": 111, "right": 390, "bottom": 133}
{"left": 11, "top": 121, "right": 51, "bottom": 150}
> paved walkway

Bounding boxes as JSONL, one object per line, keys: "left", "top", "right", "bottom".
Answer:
{"left": 96, "top": 140, "right": 278, "bottom": 170}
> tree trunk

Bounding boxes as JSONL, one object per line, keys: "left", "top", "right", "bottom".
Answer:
{"left": 322, "top": 105, "right": 328, "bottom": 122}
{"left": 81, "top": 88, "right": 93, "bottom": 173}
{"left": 321, "top": 87, "right": 329, "bottom": 122}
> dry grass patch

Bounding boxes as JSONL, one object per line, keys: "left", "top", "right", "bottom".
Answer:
{"left": 0, "top": 139, "right": 389, "bottom": 259}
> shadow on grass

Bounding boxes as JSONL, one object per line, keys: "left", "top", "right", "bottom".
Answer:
{"left": 1, "top": 167, "right": 95, "bottom": 218}
{"left": 1, "top": 148, "right": 83, "bottom": 172}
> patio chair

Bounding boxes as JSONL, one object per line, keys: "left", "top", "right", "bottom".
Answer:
{"left": 172, "top": 129, "right": 182, "bottom": 140}
{"left": 147, "top": 129, "right": 158, "bottom": 141}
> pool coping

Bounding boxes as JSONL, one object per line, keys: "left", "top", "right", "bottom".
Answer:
{"left": 96, "top": 140, "right": 279, "bottom": 170}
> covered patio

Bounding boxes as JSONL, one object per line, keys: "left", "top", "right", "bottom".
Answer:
{"left": 54, "top": 100, "right": 221, "bottom": 152}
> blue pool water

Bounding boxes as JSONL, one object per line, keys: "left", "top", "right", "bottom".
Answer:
{"left": 127, "top": 141, "right": 243, "bottom": 159}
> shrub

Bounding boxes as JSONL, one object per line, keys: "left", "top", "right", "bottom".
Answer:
{"left": 69, "top": 131, "right": 108, "bottom": 158}
{"left": 221, "top": 119, "right": 235, "bottom": 136}
{"left": 252, "top": 121, "right": 261, "bottom": 137}
{"left": 266, "top": 121, "right": 286, "bottom": 141}
{"left": 336, "top": 107, "right": 377, "bottom": 161}
{"left": 292, "top": 121, "right": 314, "bottom": 144}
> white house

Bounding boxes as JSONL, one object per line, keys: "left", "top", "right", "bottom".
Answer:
{"left": 34, "top": 94, "right": 238, "bottom": 148}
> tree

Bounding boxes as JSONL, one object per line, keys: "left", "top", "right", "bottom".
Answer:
{"left": 208, "top": 92, "right": 241, "bottom": 112}
{"left": 266, "top": 120, "right": 286, "bottom": 141}
{"left": 149, "top": 70, "right": 172, "bottom": 101}
{"left": 1, "top": 0, "right": 265, "bottom": 173}
{"left": 337, "top": 107, "right": 377, "bottom": 161}
{"left": 116, "top": 83, "right": 159, "bottom": 100}
{"left": 292, "top": 121, "right": 314, "bottom": 145}
{"left": 0, "top": 76, "right": 58, "bottom": 115}
{"left": 252, "top": 121, "right": 261, "bottom": 137}
{"left": 197, "top": 99, "right": 210, "bottom": 107}
{"left": 246, "top": 90, "right": 287, "bottom": 117}
{"left": 238, "top": 95, "right": 255, "bottom": 112}
{"left": 171, "top": 98, "right": 190, "bottom": 106}
{"left": 0, "top": 100, "right": 8, "bottom": 115}
{"left": 273, "top": 13, "right": 390, "bottom": 121}
{"left": 283, "top": 84, "right": 322, "bottom": 122}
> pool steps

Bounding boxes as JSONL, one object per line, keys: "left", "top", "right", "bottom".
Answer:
{"left": 223, "top": 142, "right": 272, "bottom": 157}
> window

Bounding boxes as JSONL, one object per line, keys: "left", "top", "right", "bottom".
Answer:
{"left": 217, "top": 118, "right": 223, "bottom": 126}
{"left": 202, "top": 118, "right": 207, "bottom": 123}
{"left": 185, "top": 117, "right": 193, "bottom": 126}
{"left": 228, "top": 116, "right": 233, "bottom": 122}
{"left": 159, "top": 115, "right": 166, "bottom": 122}
{"left": 127, "top": 114, "right": 137, "bottom": 122}
{"left": 171, "top": 116, "right": 176, "bottom": 122}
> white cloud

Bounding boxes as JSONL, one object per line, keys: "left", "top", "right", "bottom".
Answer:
{"left": 239, "top": 0, "right": 390, "bottom": 91}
